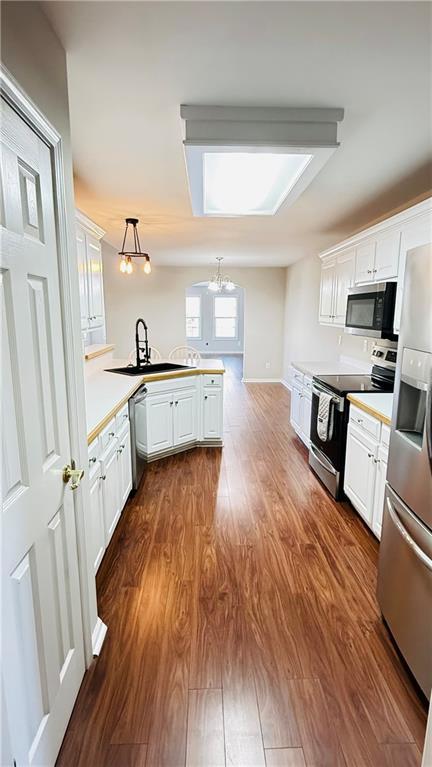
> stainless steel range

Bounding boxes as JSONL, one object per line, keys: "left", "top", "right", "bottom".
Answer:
{"left": 309, "top": 343, "right": 397, "bottom": 499}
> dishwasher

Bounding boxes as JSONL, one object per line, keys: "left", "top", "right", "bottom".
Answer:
{"left": 128, "top": 385, "right": 148, "bottom": 491}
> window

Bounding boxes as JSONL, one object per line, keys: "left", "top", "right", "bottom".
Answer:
{"left": 186, "top": 295, "right": 201, "bottom": 338}
{"left": 214, "top": 296, "right": 238, "bottom": 338}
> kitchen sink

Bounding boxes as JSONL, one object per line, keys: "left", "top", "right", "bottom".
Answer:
{"left": 106, "top": 362, "right": 193, "bottom": 376}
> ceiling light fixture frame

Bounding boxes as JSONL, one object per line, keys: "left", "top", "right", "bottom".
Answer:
{"left": 180, "top": 105, "right": 344, "bottom": 217}
{"left": 118, "top": 217, "right": 151, "bottom": 274}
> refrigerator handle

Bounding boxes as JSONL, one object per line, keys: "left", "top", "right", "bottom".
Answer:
{"left": 426, "top": 385, "right": 432, "bottom": 469}
{"left": 386, "top": 497, "right": 432, "bottom": 573}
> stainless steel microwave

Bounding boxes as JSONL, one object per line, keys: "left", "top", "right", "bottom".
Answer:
{"left": 345, "top": 282, "right": 397, "bottom": 340}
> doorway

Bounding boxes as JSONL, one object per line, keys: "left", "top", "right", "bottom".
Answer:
{"left": 185, "top": 282, "right": 244, "bottom": 377}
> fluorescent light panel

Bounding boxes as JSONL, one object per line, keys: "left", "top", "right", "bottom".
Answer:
{"left": 203, "top": 151, "right": 312, "bottom": 215}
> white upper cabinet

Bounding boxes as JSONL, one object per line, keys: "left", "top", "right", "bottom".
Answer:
{"left": 319, "top": 198, "right": 431, "bottom": 329}
{"left": 75, "top": 210, "right": 106, "bottom": 339}
{"left": 319, "top": 249, "right": 355, "bottom": 326}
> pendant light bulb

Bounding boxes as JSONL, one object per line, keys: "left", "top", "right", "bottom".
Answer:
{"left": 144, "top": 258, "right": 152, "bottom": 275}
{"left": 120, "top": 257, "right": 127, "bottom": 273}
{"left": 225, "top": 280, "right": 235, "bottom": 291}
{"left": 126, "top": 257, "right": 133, "bottom": 274}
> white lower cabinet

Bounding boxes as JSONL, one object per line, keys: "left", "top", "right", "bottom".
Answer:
{"left": 101, "top": 438, "right": 121, "bottom": 546}
{"left": 88, "top": 464, "right": 105, "bottom": 574}
{"left": 289, "top": 370, "right": 312, "bottom": 447}
{"left": 174, "top": 388, "right": 198, "bottom": 445}
{"left": 344, "top": 405, "right": 390, "bottom": 539}
{"left": 117, "top": 423, "right": 133, "bottom": 509}
{"left": 146, "top": 392, "right": 175, "bottom": 454}
{"left": 203, "top": 387, "right": 223, "bottom": 440}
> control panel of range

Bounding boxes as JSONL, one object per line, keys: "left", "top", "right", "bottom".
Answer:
{"left": 371, "top": 342, "right": 397, "bottom": 369}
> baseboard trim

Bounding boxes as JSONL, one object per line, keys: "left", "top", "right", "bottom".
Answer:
{"left": 92, "top": 617, "right": 107, "bottom": 657}
{"left": 242, "top": 377, "right": 282, "bottom": 383}
{"left": 144, "top": 439, "right": 224, "bottom": 462}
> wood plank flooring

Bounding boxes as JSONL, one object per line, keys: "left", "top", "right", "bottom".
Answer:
{"left": 56, "top": 355, "right": 427, "bottom": 767}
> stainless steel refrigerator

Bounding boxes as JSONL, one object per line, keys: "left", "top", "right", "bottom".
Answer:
{"left": 377, "top": 244, "right": 432, "bottom": 698}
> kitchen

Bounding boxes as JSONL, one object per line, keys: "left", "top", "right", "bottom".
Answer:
{"left": 1, "top": 2, "right": 432, "bottom": 767}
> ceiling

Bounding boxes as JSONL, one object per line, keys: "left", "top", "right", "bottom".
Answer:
{"left": 43, "top": 1, "right": 432, "bottom": 267}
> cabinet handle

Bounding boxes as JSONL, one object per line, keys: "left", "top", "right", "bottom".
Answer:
{"left": 367, "top": 452, "right": 374, "bottom": 459}
{"left": 204, "top": 395, "right": 208, "bottom": 400}
{"left": 123, "top": 413, "right": 128, "bottom": 419}
{"left": 170, "top": 401, "right": 173, "bottom": 406}
{"left": 109, "top": 431, "right": 115, "bottom": 437}
{"left": 374, "top": 458, "right": 380, "bottom": 464}
{"left": 89, "top": 456, "right": 97, "bottom": 464}
{"left": 175, "top": 401, "right": 178, "bottom": 406}
{"left": 211, "top": 379, "right": 214, "bottom": 384}
{"left": 99, "top": 474, "right": 106, "bottom": 481}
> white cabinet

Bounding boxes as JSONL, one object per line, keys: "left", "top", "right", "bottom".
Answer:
{"left": 88, "top": 467, "right": 105, "bottom": 574}
{"left": 174, "top": 388, "right": 198, "bottom": 445}
{"left": 394, "top": 212, "right": 432, "bottom": 333}
{"left": 344, "top": 423, "right": 377, "bottom": 527}
{"left": 319, "top": 249, "right": 355, "bottom": 326}
{"left": 344, "top": 405, "right": 390, "bottom": 539}
{"left": 76, "top": 211, "right": 106, "bottom": 339}
{"left": 203, "top": 387, "right": 223, "bottom": 440}
{"left": 146, "top": 392, "right": 174, "bottom": 454}
{"left": 289, "top": 371, "right": 312, "bottom": 447}
{"left": 117, "top": 423, "right": 132, "bottom": 510}
{"left": 101, "top": 439, "right": 120, "bottom": 545}
{"left": 355, "top": 240, "right": 376, "bottom": 283}
{"left": 374, "top": 229, "right": 401, "bottom": 281}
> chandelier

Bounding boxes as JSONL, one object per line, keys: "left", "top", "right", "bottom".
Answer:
{"left": 118, "top": 218, "right": 151, "bottom": 275}
{"left": 208, "top": 257, "right": 235, "bottom": 292}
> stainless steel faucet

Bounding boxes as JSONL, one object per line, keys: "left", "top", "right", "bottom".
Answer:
{"left": 135, "top": 318, "right": 150, "bottom": 367}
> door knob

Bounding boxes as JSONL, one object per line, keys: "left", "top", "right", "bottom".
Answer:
{"left": 63, "top": 459, "right": 85, "bottom": 490}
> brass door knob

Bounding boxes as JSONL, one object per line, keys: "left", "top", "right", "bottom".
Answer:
{"left": 63, "top": 459, "right": 85, "bottom": 490}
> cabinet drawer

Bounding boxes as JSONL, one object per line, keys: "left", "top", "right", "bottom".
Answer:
{"left": 349, "top": 404, "right": 381, "bottom": 440}
{"left": 116, "top": 402, "right": 129, "bottom": 433}
{"left": 100, "top": 417, "right": 117, "bottom": 451}
{"left": 292, "top": 369, "right": 304, "bottom": 386}
{"left": 202, "top": 374, "right": 222, "bottom": 388}
{"left": 146, "top": 375, "right": 197, "bottom": 395}
{"left": 88, "top": 437, "right": 100, "bottom": 474}
{"left": 381, "top": 423, "right": 391, "bottom": 449}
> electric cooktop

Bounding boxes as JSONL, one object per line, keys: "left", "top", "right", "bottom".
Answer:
{"left": 314, "top": 373, "right": 394, "bottom": 396}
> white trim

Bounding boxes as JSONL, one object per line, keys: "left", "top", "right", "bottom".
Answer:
{"left": 319, "top": 197, "right": 432, "bottom": 260}
{"left": 242, "top": 377, "right": 282, "bottom": 383}
{"left": 91, "top": 617, "right": 108, "bottom": 657}
{"left": 76, "top": 208, "right": 105, "bottom": 240}
{"left": 280, "top": 379, "right": 292, "bottom": 391}
{"left": 0, "top": 64, "right": 105, "bottom": 667}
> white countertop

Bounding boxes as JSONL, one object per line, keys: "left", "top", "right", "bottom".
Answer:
{"left": 292, "top": 360, "right": 370, "bottom": 377}
{"left": 85, "top": 358, "right": 224, "bottom": 443}
{"left": 347, "top": 392, "right": 394, "bottom": 426}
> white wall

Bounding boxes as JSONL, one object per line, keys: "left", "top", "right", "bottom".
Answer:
{"left": 186, "top": 283, "right": 244, "bottom": 355}
{"left": 282, "top": 253, "right": 373, "bottom": 381}
{"left": 102, "top": 241, "right": 285, "bottom": 380}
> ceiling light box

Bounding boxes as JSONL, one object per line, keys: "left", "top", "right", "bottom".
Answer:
{"left": 181, "top": 105, "right": 344, "bottom": 217}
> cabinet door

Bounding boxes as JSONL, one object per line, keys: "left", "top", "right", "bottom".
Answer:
{"left": 174, "top": 388, "right": 198, "bottom": 446}
{"left": 334, "top": 249, "right": 355, "bottom": 324}
{"left": 290, "top": 385, "right": 302, "bottom": 434}
{"left": 394, "top": 214, "right": 432, "bottom": 333}
{"left": 76, "top": 227, "right": 90, "bottom": 331}
{"left": 300, "top": 392, "right": 312, "bottom": 446}
{"left": 87, "top": 234, "right": 104, "bottom": 329}
{"left": 146, "top": 393, "right": 174, "bottom": 454}
{"left": 203, "top": 388, "right": 223, "bottom": 440}
{"left": 374, "top": 229, "right": 401, "bottom": 281}
{"left": 89, "top": 469, "right": 105, "bottom": 573}
{"left": 118, "top": 425, "right": 132, "bottom": 509}
{"left": 344, "top": 423, "right": 377, "bottom": 527}
{"left": 102, "top": 442, "right": 120, "bottom": 545}
{"left": 319, "top": 258, "right": 336, "bottom": 322}
{"left": 372, "top": 446, "right": 388, "bottom": 540}
{"left": 355, "top": 240, "right": 376, "bottom": 284}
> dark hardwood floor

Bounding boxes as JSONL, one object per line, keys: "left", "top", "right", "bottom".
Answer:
{"left": 57, "top": 355, "right": 427, "bottom": 766}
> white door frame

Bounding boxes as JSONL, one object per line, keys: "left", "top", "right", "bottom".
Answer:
{"left": 0, "top": 64, "right": 104, "bottom": 668}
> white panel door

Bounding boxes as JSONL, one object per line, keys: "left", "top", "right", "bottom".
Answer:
{"left": 344, "top": 423, "right": 377, "bottom": 526}
{"left": 117, "top": 423, "right": 132, "bottom": 509}
{"left": 86, "top": 234, "right": 104, "bottom": 329}
{"left": 1, "top": 99, "right": 84, "bottom": 766}
{"left": 89, "top": 468, "right": 105, "bottom": 573}
{"left": 374, "top": 229, "right": 401, "bottom": 281}
{"left": 355, "top": 240, "right": 376, "bottom": 283}
{"left": 174, "top": 388, "right": 198, "bottom": 446}
{"left": 101, "top": 440, "right": 120, "bottom": 545}
{"left": 203, "top": 388, "right": 222, "bottom": 440}
{"left": 290, "top": 385, "right": 302, "bottom": 434}
{"left": 75, "top": 226, "right": 89, "bottom": 331}
{"left": 319, "top": 258, "right": 335, "bottom": 322}
{"left": 146, "top": 392, "right": 174, "bottom": 454}
{"left": 334, "top": 249, "right": 355, "bottom": 324}
{"left": 372, "top": 445, "right": 388, "bottom": 540}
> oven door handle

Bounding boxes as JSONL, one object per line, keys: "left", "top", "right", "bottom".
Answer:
{"left": 309, "top": 444, "right": 337, "bottom": 476}
{"left": 386, "top": 497, "right": 432, "bottom": 573}
{"left": 312, "top": 385, "right": 344, "bottom": 410}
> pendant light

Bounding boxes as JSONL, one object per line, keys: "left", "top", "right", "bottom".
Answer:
{"left": 208, "top": 257, "right": 235, "bottom": 292}
{"left": 118, "top": 217, "right": 152, "bottom": 275}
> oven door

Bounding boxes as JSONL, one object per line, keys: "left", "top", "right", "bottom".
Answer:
{"left": 310, "top": 382, "right": 345, "bottom": 468}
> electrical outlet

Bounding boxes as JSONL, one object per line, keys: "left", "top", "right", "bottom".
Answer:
{"left": 338, "top": 335, "right": 342, "bottom": 346}
{"left": 265, "top": 361, "right": 270, "bottom": 369}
